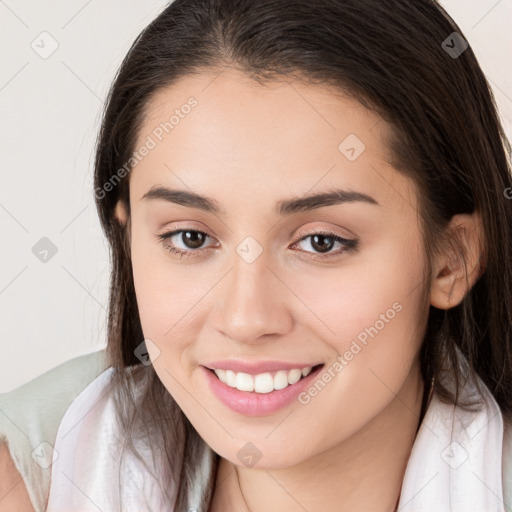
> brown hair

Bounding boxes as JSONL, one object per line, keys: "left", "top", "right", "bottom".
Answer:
{"left": 92, "top": 0, "right": 512, "bottom": 510}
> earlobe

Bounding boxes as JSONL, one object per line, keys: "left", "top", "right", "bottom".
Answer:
{"left": 430, "top": 212, "right": 486, "bottom": 310}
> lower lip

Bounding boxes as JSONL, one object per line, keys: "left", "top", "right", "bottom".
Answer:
{"left": 201, "top": 364, "right": 324, "bottom": 416}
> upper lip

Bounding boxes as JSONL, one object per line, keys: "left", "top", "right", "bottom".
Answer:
{"left": 203, "top": 360, "right": 324, "bottom": 375}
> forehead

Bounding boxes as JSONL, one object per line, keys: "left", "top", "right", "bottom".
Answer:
{"left": 130, "top": 67, "right": 416, "bottom": 217}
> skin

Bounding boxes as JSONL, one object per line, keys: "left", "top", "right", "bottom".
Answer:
{"left": 114, "top": 67, "right": 484, "bottom": 512}
{"left": 0, "top": 443, "right": 35, "bottom": 512}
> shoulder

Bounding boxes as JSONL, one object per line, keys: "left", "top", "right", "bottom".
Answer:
{"left": 46, "top": 365, "right": 174, "bottom": 512}
{"left": 47, "top": 364, "right": 118, "bottom": 465}
{"left": 0, "top": 349, "right": 109, "bottom": 442}
{"left": 0, "top": 350, "right": 109, "bottom": 512}
{"left": 53, "top": 365, "right": 117, "bottom": 442}
{"left": 45, "top": 366, "right": 121, "bottom": 511}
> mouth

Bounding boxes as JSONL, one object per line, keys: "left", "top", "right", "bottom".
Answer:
{"left": 205, "top": 363, "right": 325, "bottom": 394}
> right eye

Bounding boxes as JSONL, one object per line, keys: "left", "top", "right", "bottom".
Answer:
{"left": 156, "top": 229, "right": 217, "bottom": 259}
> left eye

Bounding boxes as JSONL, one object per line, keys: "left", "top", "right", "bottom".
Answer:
{"left": 156, "top": 229, "right": 358, "bottom": 259}
{"left": 292, "top": 232, "right": 358, "bottom": 258}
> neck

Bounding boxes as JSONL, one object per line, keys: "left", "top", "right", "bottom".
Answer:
{"left": 211, "top": 360, "right": 425, "bottom": 512}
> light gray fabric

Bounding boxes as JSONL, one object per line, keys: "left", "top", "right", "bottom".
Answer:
{"left": 0, "top": 349, "right": 109, "bottom": 512}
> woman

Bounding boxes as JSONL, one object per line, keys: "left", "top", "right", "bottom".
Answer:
{"left": 40, "top": 0, "right": 512, "bottom": 510}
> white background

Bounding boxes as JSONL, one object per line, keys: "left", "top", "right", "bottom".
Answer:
{"left": 1, "top": 0, "right": 511, "bottom": 392}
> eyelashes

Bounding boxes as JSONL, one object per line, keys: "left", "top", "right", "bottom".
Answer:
{"left": 156, "top": 228, "right": 359, "bottom": 261}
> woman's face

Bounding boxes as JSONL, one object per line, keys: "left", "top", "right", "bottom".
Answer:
{"left": 118, "top": 68, "right": 428, "bottom": 468}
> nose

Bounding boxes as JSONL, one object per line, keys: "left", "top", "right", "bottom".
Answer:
{"left": 212, "top": 249, "right": 293, "bottom": 345}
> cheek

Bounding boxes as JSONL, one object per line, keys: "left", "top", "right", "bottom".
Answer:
{"left": 288, "top": 232, "right": 425, "bottom": 352}
{"left": 130, "top": 224, "right": 193, "bottom": 344}
{"left": 289, "top": 242, "right": 426, "bottom": 442}
{"left": 130, "top": 241, "right": 202, "bottom": 401}
{"left": 130, "top": 227, "right": 221, "bottom": 383}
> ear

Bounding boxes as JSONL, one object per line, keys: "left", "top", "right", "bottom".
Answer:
{"left": 114, "top": 199, "right": 128, "bottom": 226}
{"left": 114, "top": 198, "right": 132, "bottom": 250}
{"left": 430, "top": 211, "right": 486, "bottom": 309}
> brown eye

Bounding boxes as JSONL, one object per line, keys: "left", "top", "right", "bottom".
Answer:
{"left": 309, "top": 234, "right": 336, "bottom": 253}
{"left": 179, "top": 230, "right": 207, "bottom": 249}
{"left": 292, "top": 231, "right": 358, "bottom": 259}
{"left": 156, "top": 229, "right": 215, "bottom": 258}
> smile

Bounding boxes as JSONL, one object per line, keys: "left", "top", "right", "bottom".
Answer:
{"left": 201, "top": 363, "right": 325, "bottom": 416}
{"left": 212, "top": 365, "right": 318, "bottom": 393}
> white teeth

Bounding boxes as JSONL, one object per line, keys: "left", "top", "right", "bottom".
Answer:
{"left": 213, "top": 365, "right": 315, "bottom": 393}
{"left": 274, "top": 370, "right": 289, "bottom": 390}
{"left": 226, "top": 370, "right": 236, "bottom": 387}
{"left": 235, "top": 372, "right": 254, "bottom": 392}
{"left": 288, "top": 369, "right": 302, "bottom": 384}
{"left": 254, "top": 373, "right": 274, "bottom": 393}
{"left": 215, "top": 369, "right": 226, "bottom": 382}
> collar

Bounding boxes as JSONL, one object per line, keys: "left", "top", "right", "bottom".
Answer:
{"left": 398, "top": 372, "right": 505, "bottom": 511}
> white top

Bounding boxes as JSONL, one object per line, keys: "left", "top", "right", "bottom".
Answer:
{"left": 45, "top": 363, "right": 511, "bottom": 512}
{"left": 0, "top": 350, "right": 108, "bottom": 512}
{"left": 45, "top": 366, "right": 178, "bottom": 512}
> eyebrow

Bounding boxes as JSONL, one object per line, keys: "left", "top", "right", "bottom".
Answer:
{"left": 140, "top": 185, "right": 379, "bottom": 216}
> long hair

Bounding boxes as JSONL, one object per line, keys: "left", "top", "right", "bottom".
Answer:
{"left": 92, "top": 1, "right": 512, "bottom": 510}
